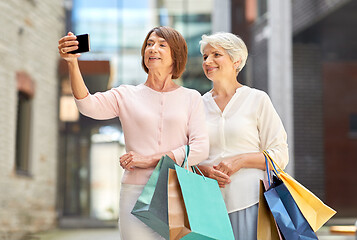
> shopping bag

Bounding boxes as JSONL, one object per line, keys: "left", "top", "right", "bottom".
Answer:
{"left": 257, "top": 180, "right": 282, "bottom": 240}
{"left": 263, "top": 150, "right": 336, "bottom": 231}
{"left": 264, "top": 174, "right": 318, "bottom": 240}
{"left": 131, "top": 155, "right": 177, "bottom": 239}
{"left": 173, "top": 163, "right": 235, "bottom": 240}
{"left": 131, "top": 146, "right": 189, "bottom": 239}
{"left": 168, "top": 169, "right": 191, "bottom": 240}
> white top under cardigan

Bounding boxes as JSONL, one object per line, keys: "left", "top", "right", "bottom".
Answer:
{"left": 200, "top": 85, "right": 289, "bottom": 213}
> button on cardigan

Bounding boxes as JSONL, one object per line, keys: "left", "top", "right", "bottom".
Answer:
{"left": 200, "top": 86, "right": 289, "bottom": 213}
{"left": 74, "top": 83, "right": 209, "bottom": 185}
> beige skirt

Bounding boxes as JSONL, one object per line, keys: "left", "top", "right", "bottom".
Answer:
{"left": 119, "top": 183, "right": 165, "bottom": 240}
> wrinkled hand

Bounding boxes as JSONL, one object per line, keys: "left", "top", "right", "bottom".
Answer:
{"left": 119, "top": 151, "right": 152, "bottom": 171}
{"left": 58, "top": 32, "right": 80, "bottom": 61}
{"left": 213, "top": 156, "right": 241, "bottom": 177}
{"left": 197, "top": 165, "right": 231, "bottom": 188}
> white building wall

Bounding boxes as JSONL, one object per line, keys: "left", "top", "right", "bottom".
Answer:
{"left": 0, "top": 1, "right": 65, "bottom": 238}
{"left": 212, "top": 0, "right": 231, "bottom": 33}
{"left": 267, "top": 0, "right": 294, "bottom": 174}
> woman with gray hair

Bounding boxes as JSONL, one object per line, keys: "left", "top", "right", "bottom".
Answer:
{"left": 197, "top": 32, "right": 289, "bottom": 239}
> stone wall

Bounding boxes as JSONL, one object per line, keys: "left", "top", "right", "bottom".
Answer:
{"left": 0, "top": 0, "right": 65, "bottom": 239}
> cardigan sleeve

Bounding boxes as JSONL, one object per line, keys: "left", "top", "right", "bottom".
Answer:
{"left": 74, "top": 87, "right": 123, "bottom": 120}
{"left": 172, "top": 91, "right": 209, "bottom": 166}
{"left": 257, "top": 92, "right": 289, "bottom": 169}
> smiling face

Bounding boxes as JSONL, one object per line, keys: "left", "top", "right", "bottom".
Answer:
{"left": 144, "top": 32, "right": 173, "bottom": 73}
{"left": 202, "top": 44, "right": 238, "bottom": 82}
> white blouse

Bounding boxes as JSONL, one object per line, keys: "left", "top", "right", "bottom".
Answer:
{"left": 200, "top": 85, "right": 289, "bottom": 213}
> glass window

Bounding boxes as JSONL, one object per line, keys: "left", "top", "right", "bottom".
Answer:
{"left": 350, "top": 114, "right": 357, "bottom": 138}
{"left": 158, "top": 0, "right": 213, "bottom": 94}
{"left": 16, "top": 91, "right": 32, "bottom": 174}
{"left": 71, "top": 0, "right": 213, "bottom": 92}
{"left": 257, "top": 0, "right": 267, "bottom": 18}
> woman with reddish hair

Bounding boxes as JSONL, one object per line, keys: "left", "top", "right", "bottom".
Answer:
{"left": 58, "top": 26, "right": 209, "bottom": 240}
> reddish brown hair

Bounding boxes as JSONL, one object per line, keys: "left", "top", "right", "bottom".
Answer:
{"left": 141, "top": 26, "right": 188, "bottom": 79}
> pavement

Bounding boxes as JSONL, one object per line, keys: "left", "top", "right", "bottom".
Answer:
{"left": 26, "top": 217, "right": 357, "bottom": 240}
{"left": 29, "top": 228, "right": 121, "bottom": 240}
{"left": 29, "top": 225, "right": 356, "bottom": 240}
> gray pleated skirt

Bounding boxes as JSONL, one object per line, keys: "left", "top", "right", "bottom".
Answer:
{"left": 228, "top": 203, "right": 259, "bottom": 240}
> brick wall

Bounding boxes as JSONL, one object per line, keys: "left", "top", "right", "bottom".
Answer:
{"left": 293, "top": 43, "right": 325, "bottom": 199}
{"left": 0, "top": 1, "right": 64, "bottom": 239}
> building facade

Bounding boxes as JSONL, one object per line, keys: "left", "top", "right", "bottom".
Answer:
{"left": 230, "top": 0, "right": 357, "bottom": 218}
{"left": 292, "top": 0, "right": 357, "bottom": 217}
{"left": 0, "top": 0, "right": 64, "bottom": 239}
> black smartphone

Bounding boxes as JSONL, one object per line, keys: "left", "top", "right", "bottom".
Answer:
{"left": 69, "top": 34, "right": 90, "bottom": 54}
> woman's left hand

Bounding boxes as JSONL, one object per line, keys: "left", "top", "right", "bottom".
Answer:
{"left": 120, "top": 151, "right": 154, "bottom": 170}
{"left": 213, "top": 156, "right": 242, "bottom": 177}
{"left": 196, "top": 165, "right": 231, "bottom": 188}
{"left": 214, "top": 152, "right": 266, "bottom": 176}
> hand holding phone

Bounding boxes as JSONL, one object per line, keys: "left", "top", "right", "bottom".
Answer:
{"left": 69, "top": 34, "right": 90, "bottom": 54}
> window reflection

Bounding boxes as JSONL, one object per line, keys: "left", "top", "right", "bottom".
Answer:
{"left": 72, "top": 0, "right": 212, "bottom": 92}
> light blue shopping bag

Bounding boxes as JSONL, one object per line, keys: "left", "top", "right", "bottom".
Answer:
{"left": 173, "top": 163, "right": 234, "bottom": 240}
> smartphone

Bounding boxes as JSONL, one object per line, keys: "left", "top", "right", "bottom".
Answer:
{"left": 69, "top": 34, "right": 90, "bottom": 54}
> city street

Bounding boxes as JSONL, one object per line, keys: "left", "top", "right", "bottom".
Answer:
{"left": 2, "top": 1, "right": 357, "bottom": 240}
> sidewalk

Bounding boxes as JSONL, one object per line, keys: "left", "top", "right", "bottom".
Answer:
{"left": 31, "top": 228, "right": 121, "bottom": 240}
{"left": 30, "top": 226, "right": 355, "bottom": 240}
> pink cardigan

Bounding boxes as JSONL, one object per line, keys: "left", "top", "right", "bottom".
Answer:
{"left": 75, "top": 83, "right": 209, "bottom": 185}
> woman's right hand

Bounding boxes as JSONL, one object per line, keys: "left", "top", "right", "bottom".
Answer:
{"left": 197, "top": 165, "right": 231, "bottom": 188}
{"left": 58, "top": 32, "right": 80, "bottom": 62}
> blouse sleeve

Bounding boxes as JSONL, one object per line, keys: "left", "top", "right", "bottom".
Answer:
{"left": 258, "top": 92, "right": 289, "bottom": 169}
{"left": 171, "top": 91, "right": 209, "bottom": 166}
{"left": 74, "top": 87, "right": 122, "bottom": 120}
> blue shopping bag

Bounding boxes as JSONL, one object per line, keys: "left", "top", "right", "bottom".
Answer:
{"left": 263, "top": 154, "right": 318, "bottom": 240}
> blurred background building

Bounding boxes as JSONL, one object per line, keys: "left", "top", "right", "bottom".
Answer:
{"left": 1, "top": 0, "right": 356, "bottom": 239}
{"left": 233, "top": 0, "right": 357, "bottom": 218}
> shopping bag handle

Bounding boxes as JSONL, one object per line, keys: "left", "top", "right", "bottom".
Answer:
{"left": 263, "top": 150, "right": 286, "bottom": 187}
{"left": 263, "top": 150, "right": 284, "bottom": 173}
{"left": 263, "top": 150, "right": 282, "bottom": 187}
{"left": 191, "top": 166, "right": 206, "bottom": 180}
{"left": 181, "top": 146, "right": 206, "bottom": 181}
{"left": 264, "top": 154, "right": 271, "bottom": 186}
{"left": 181, "top": 145, "right": 190, "bottom": 168}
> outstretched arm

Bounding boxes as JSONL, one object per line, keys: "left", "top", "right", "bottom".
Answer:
{"left": 58, "top": 32, "right": 88, "bottom": 99}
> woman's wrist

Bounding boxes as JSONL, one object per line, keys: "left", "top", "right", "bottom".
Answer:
{"left": 148, "top": 154, "right": 162, "bottom": 167}
{"left": 67, "top": 58, "right": 78, "bottom": 66}
{"left": 196, "top": 165, "right": 209, "bottom": 177}
{"left": 234, "top": 152, "right": 265, "bottom": 170}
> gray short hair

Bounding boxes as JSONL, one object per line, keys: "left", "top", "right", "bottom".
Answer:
{"left": 199, "top": 32, "right": 248, "bottom": 72}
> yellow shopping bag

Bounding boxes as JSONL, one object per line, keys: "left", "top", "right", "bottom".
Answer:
{"left": 263, "top": 151, "right": 336, "bottom": 232}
